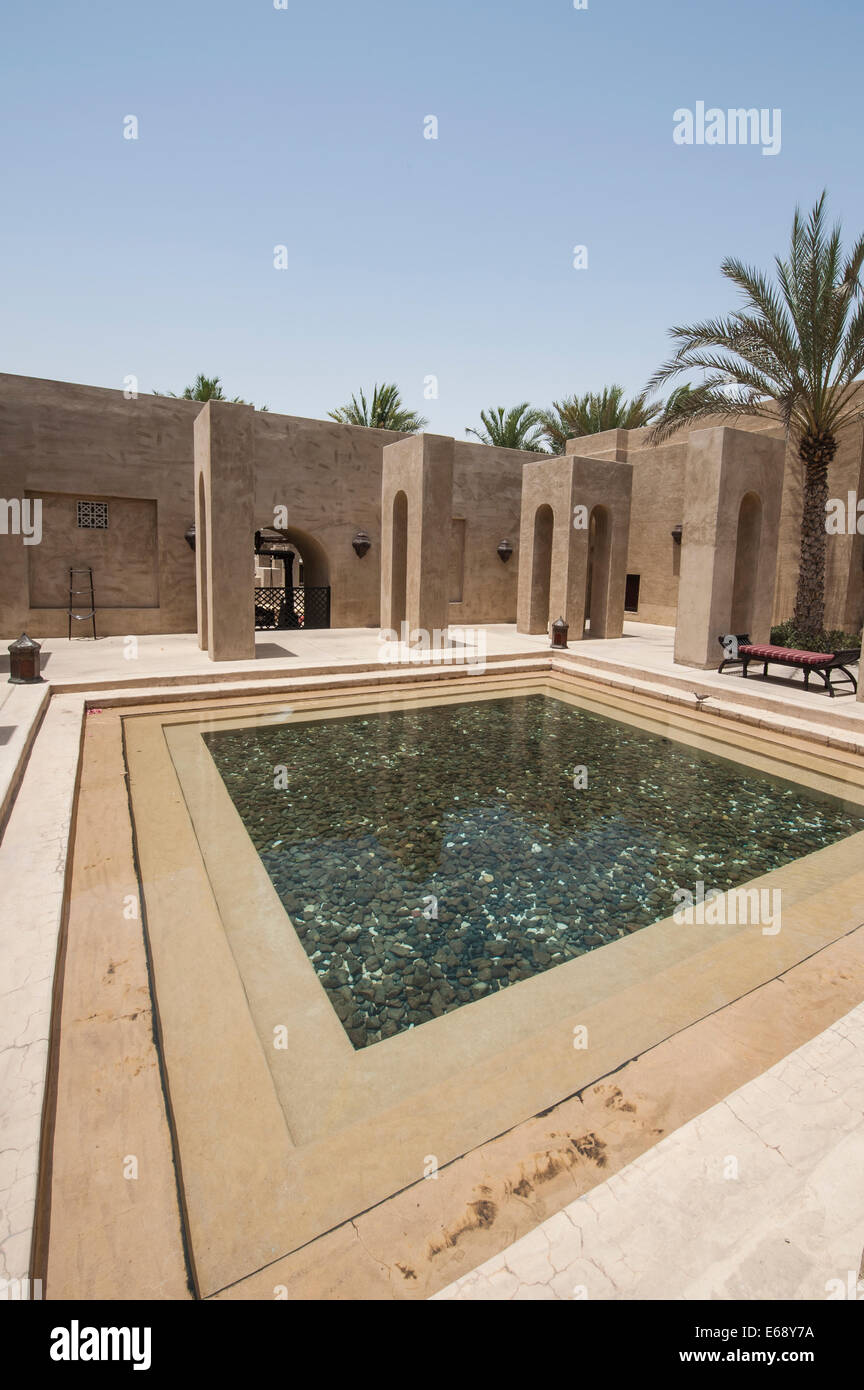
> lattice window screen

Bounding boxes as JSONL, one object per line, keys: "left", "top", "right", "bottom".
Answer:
{"left": 76, "top": 501, "right": 109, "bottom": 529}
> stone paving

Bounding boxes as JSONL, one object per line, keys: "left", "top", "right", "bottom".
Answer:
{"left": 0, "top": 695, "right": 83, "bottom": 1292}
{"left": 434, "top": 1002, "right": 864, "bottom": 1301}
{"left": 6, "top": 623, "right": 548, "bottom": 689}
{"left": 1, "top": 623, "right": 862, "bottom": 1300}
{"left": 11, "top": 621, "right": 863, "bottom": 737}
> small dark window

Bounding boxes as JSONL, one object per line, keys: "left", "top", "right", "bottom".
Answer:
{"left": 77, "top": 500, "right": 108, "bottom": 529}
{"left": 624, "top": 573, "right": 640, "bottom": 612}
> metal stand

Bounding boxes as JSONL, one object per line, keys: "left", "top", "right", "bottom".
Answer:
{"left": 68, "top": 566, "right": 96, "bottom": 639}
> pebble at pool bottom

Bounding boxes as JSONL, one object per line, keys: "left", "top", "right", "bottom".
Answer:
{"left": 202, "top": 693, "right": 864, "bottom": 1049}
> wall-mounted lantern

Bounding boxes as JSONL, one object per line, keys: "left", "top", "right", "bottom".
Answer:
{"left": 550, "top": 616, "right": 569, "bottom": 649}
{"left": 352, "top": 530, "right": 371, "bottom": 558}
{"left": 671, "top": 524, "right": 683, "bottom": 545}
{"left": 184, "top": 523, "right": 196, "bottom": 552}
{"left": 496, "top": 539, "right": 514, "bottom": 564}
{"left": 8, "top": 633, "right": 44, "bottom": 684}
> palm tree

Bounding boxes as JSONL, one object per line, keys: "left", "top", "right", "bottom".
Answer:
{"left": 539, "top": 384, "right": 662, "bottom": 454}
{"left": 154, "top": 373, "right": 268, "bottom": 409}
{"left": 328, "top": 383, "right": 428, "bottom": 432}
{"left": 647, "top": 193, "right": 864, "bottom": 643}
{"left": 465, "top": 403, "right": 546, "bottom": 451}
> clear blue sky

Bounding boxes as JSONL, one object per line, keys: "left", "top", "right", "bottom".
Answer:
{"left": 2, "top": 0, "right": 863, "bottom": 435}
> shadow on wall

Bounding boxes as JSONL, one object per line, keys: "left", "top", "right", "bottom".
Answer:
{"left": 391, "top": 492, "right": 408, "bottom": 632}
{"left": 530, "top": 503, "right": 554, "bottom": 633}
{"left": 731, "top": 492, "right": 763, "bottom": 633}
{"left": 585, "top": 505, "right": 611, "bottom": 634}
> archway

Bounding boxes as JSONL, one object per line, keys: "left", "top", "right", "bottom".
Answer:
{"left": 277, "top": 526, "right": 330, "bottom": 587}
{"left": 585, "top": 505, "right": 612, "bottom": 635}
{"left": 391, "top": 491, "right": 408, "bottom": 636}
{"left": 253, "top": 524, "right": 331, "bottom": 629}
{"left": 528, "top": 504, "right": 554, "bottom": 634}
{"left": 196, "top": 472, "right": 208, "bottom": 651}
{"left": 730, "top": 492, "right": 763, "bottom": 633}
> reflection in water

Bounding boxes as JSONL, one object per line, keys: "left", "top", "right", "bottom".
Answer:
{"left": 204, "top": 695, "right": 864, "bottom": 1049}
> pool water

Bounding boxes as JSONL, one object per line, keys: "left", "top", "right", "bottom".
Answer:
{"left": 203, "top": 694, "right": 864, "bottom": 1048}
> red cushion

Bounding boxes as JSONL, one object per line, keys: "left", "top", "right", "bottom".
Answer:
{"left": 739, "top": 644, "right": 833, "bottom": 664}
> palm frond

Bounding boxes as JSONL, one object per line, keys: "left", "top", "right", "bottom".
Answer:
{"left": 538, "top": 384, "right": 661, "bottom": 452}
{"left": 466, "top": 402, "right": 546, "bottom": 451}
{"left": 329, "top": 382, "right": 428, "bottom": 432}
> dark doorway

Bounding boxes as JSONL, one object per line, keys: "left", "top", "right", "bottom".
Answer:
{"left": 253, "top": 527, "right": 331, "bottom": 629}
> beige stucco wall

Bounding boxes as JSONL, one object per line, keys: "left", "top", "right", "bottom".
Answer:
{"left": 674, "top": 426, "right": 785, "bottom": 669}
{"left": 0, "top": 374, "right": 532, "bottom": 643}
{"left": 579, "top": 403, "right": 864, "bottom": 636}
{"left": 27, "top": 493, "right": 159, "bottom": 611}
{"left": 0, "top": 374, "right": 199, "bottom": 638}
{"left": 613, "top": 430, "right": 688, "bottom": 626}
{"left": 379, "top": 434, "right": 454, "bottom": 638}
{"left": 195, "top": 401, "right": 256, "bottom": 661}
{"left": 516, "top": 452, "right": 632, "bottom": 639}
{"left": 251, "top": 418, "right": 526, "bottom": 633}
{"left": 3, "top": 372, "right": 862, "bottom": 645}
{"left": 561, "top": 416, "right": 785, "bottom": 631}
{"left": 251, "top": 411, "right": 407, "bottom": 630}
{"left": 561, "top": 426, "right": 681, "bottom": 626}
{"left": 449, "top": 440, "right": 523, "bottom": 625}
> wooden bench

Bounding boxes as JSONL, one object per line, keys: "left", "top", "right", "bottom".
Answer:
{"left": 718, "top": 633, "right": 859, "bottom": 697}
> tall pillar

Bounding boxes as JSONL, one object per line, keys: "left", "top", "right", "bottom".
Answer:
{"left": 380, "top": 434, "right": 454, "bottom": 639}
{"left": 674, "top": 427, "right": 785, "bottom": 670}
{"left": 516, "top": 454, "right": 632, "bottom": 639}
{"left": 194, "top": 400, "right": 255, "bottom": 661}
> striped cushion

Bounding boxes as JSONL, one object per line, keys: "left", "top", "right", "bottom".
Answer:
{"left": 739, "top": 644, "right": 833, "bottom": 665}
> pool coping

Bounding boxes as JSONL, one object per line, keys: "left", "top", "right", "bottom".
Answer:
{"left": 122, "top": 670, "right": 864, "bottom": 1297}
{"left": 11, "top": 645, "right": 864, "bottom": 1302}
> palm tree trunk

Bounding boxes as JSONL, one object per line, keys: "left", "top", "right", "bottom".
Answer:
{"left": 792, "top": 431, "right": 836, "bottom": 645}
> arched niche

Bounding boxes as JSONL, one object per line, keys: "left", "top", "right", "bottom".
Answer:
{"left": 529, "top": 503, "right": 554, "bottom": 633}
{"left": 585, "top": 504, "right": 612, "bottom": 635}
{"left": 390, "top": 491, "right": 408, "bottom": 634}
{"left": 196, "top": 471, "right": 209, "bottom": 651}
{"left": 730, "top": 491, "right": 763, "bottom": 633}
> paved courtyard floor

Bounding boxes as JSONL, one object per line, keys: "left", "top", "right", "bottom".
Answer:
{"left": 1, "top": 620, "right": 859, "bottom": 709}
{"left": 1, "top": 620, "right": 862, "bottom": 1301}
{"left": 435, "top": 1001, "right": 864, "bottom": 1301}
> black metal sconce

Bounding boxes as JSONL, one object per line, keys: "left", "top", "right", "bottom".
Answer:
{"left": 497, "top": 539, "right": 514, "bottom": 564}
{"left": 184, "top": 522, "right": 196, "bottom": 552}
{"left": 352, "top": 530, "right": 371, "bottom": 558}
{"left": 8, "top": 633, "right": 44, "bottom": 684}
{"left": 550, "top": 616, "right": 569, "bottom": 649}
{"left": 671, "top": 524, "right": 683, "bottom": 545}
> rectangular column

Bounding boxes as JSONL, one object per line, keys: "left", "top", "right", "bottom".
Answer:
{"left": 675, "top": 427, "right": 785, "bottom": 669}
{"left": 194, "top": 401, "right": 255, "bottom": 662}
{"left": 380, "top": 434, "right": 454, "bottom": 640}
{"left": 517, "top": 455, "right": 632, "bottom": 640}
